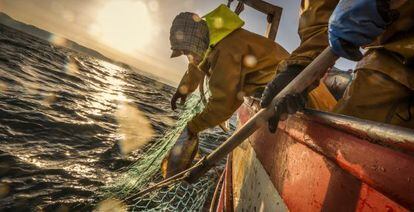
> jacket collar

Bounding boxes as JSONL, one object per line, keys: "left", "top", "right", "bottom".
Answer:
{"left": 203, "top": 4, "right": 245, "bottom": 47}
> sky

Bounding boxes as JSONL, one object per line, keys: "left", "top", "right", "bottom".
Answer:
{"left": 0, "top": 0, "right": 355, "bottom": 85}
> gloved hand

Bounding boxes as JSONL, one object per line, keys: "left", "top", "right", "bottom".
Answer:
{"left": 328, "top": 0, "right": 397, "bottom": 61}
{"left": 171, "top": 90, "right": 187, "bottom": 111}
{"left": 260, "top": 65, "right": 310, "bottom": 133}
{"left": 266, "top": 93, "right": 307, "bottom": 133}
{"left": 161, "top": 126, "right": 199, "bottom": 178}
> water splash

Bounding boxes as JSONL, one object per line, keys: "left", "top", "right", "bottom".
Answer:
{"left": 115, "top": 101, "right": 154, "bottom": 155}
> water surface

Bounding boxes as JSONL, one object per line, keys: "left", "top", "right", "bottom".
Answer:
{"left": 0, "top": 24, "right": 190, "bottom": 211}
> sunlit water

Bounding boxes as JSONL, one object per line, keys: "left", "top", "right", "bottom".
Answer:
{"left": 0, "top": 25, "right": 227, "bottom": 211}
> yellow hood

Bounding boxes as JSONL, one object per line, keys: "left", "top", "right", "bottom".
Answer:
{"left": 203, "top": 4, "right": 245, "bottom": 47}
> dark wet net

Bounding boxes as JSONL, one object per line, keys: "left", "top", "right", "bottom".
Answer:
{"left": 102, "top": 94, "right": 224, "bottom": 211}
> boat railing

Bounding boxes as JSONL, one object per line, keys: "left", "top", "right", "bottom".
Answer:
{"left": 242, "top": 98, "right": 414, "bottom": 156}
{"left": 304, "top": 109, "right": 414, "bottom": 156}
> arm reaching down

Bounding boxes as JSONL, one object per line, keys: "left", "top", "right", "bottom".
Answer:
{"left": 282, "top": 0, "right": 339, "bottom": 67}
{"left": 171, "top": 63, "right": 204, "bottom": 110}
{"left": 187, "top": 50, "right": 244, "bottom": 133}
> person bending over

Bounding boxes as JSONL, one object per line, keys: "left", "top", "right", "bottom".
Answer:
{"left": 162, "top": 5, "right": 336, "bottom": 178}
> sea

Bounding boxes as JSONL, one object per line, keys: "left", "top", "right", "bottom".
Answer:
{"left": 0, "top": 24, "right": 227, "bottom": 211}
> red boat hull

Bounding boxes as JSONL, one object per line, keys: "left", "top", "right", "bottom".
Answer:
{"left": 215, "top": 103, "right": 414, "bottom": 211}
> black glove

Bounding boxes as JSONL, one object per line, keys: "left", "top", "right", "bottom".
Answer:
{"left": 171, "top": 90, "right": 187, "bottom": 111}
{"left": 260, "top": 65, "right": 308, "bottom": 133}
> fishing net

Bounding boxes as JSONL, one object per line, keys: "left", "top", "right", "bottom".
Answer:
{"left": 102, "top": 94, "right": 230, "bottom": 211}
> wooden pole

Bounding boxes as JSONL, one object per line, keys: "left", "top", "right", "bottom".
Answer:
{"left": 184, "top": 47, "right": 339, "bottom": 182}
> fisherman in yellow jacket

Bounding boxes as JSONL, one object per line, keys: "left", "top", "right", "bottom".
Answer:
{"left": 261, "top": 0, "right": 414, "bottom": 129}
{"left": 162, "top": 5, "right": 336, "bottom": 178}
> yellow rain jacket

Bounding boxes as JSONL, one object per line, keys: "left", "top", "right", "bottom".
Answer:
{"left": 288, "top": 0, "right": 414, "bottom": 80}
{"left": 177, "top": 5, "right": 336, "bottom": 133}
{"left": 287, "top": 0, "right": 414, "bottom": 127}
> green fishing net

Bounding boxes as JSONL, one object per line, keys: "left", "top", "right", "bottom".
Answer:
{"left": 102, "top": 94, "right": 228, "bottom": 211}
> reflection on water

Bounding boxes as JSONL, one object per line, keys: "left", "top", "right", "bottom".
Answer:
{"left": 64, "top": 57, "right": 79, "bottom": 75}
{"left": 96, "top": 198, "right": 128, "bottom": 212}
{"left": 0, "top": 24, "right": 177, "bottom": 211}
{"left": 0, "top": 23, "right": 229, "bottom": 211}
{"left": 49, "top": 34, "right": 67, "bottom": 47}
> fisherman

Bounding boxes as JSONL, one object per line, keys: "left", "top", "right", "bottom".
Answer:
{"left": 261, "top": 0, "right": 414, "bottom": 131}
{"left": 162, "top": 5, "right": 337, "bottom": 178}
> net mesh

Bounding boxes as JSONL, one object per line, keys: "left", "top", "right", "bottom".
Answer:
{"left": 102, "top": 94, "right": 227, "bottom": 211}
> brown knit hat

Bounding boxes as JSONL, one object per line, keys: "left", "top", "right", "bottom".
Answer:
{"left": 170, "top": 12, "right": 210, "bottom": 58}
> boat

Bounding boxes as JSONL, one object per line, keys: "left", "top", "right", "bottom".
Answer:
{"left": 210, "top": 1, "right": 414, "bottom": 211}
{"left": 213, "top": 101, "right": 414, "bottom": 211}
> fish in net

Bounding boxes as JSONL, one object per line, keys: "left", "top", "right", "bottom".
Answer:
{"left": 101, "top": 94, "right": 230, "bottom": 211}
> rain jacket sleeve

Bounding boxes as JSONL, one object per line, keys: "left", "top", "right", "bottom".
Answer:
{"left": 187, "top": 49, "right": 243, "bottom": 133}
{"left": 281, "top": 0, "right": 339, "bottom": 68}
{"left": 272, "top": 0, "right": 339, "bottom": 112}
{"left": 177, "top": 63, "right": 204, "bottom": 95}
{"left": 286, "top": 0, "right": 414, "bottom": 68}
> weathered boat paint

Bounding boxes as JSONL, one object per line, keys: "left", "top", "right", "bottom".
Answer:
{"left": 216, "top": 155, "right": 234, "bottom": 212}
{"left": 215, "top": 103, "right": 414, "bottom": 211}
{"left": 232, "top": 139, "right": 288, "bottom": 211}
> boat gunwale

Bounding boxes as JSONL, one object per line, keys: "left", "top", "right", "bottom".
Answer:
{"left": 238, "top": 102, "right": 414, "bottom": 210}
{"left": 242, "top": 100, "right": 414, "bottom": 156}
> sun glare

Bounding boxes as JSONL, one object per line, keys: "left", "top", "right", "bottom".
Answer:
{"left": 92, "top": 0, "right": 156, "bottom": 54}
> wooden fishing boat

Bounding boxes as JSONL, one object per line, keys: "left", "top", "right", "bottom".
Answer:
{"left": 213, "top": 101, "right": 414, "bottom": 211}
{"left": 207, "top": 1, "right": 414, "bottom": 211}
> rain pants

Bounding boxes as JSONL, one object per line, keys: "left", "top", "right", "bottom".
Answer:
{"left": 177, "top": 5, "right": 336, "bottom": 133}
{"left": 287, "top": 0, "right": 414, "bottom": 128}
